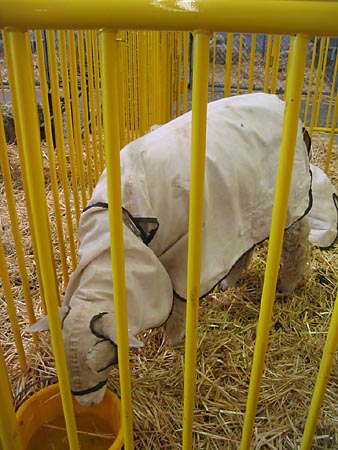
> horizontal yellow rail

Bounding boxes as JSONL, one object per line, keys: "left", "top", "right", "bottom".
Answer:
{"left": 0, "top": 1, "right": 338, "bottom": 36}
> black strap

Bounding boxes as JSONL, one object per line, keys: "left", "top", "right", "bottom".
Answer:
{"left": 71, "top": 379, "right": 108, "bottom": 397}
{"left": 82, "top": 203, "right": 159, "bottom": 245}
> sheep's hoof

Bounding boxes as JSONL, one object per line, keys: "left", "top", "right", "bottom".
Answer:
{"left": 164, "top": 299, "right": 186, "bottom": 346}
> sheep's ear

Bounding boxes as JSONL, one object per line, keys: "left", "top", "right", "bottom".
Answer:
{"left": 90, "top": 312, "right": 144, "bottom": 348}
{"left": 25, "top": 306, "right": 70, "bottom": 333}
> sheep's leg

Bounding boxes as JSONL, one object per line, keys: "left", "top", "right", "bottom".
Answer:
{"left": 278, "top": 216, "right": 310, "bottom": 293}
{"left": 165, "top": 295, "right": 186, "bottom": 346}
{"left": 219, "top": 249, "right": 253, "bottom": 291}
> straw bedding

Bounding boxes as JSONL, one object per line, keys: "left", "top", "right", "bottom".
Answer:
{"left": 0, "top": 134, "right": 337, "bottom": 449}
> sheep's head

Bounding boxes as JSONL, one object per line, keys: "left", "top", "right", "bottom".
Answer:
{"left": 26, "top": 303, "right": 143, "bottom": 406}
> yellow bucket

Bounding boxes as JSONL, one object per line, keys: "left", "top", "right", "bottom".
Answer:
{"left": 16, "top": 383, "right": 124, "bottom": 450}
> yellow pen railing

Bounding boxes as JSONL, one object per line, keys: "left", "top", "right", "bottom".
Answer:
{"left": 0, "top": 2, "right": 337, "bottom": 450}
{"left": 100, "top": 29, "right": 135, "bottom": 450}
{"left": 4, "top": 29, "right": 80, "bottom": 450}
{"left": 0, "top": 343, "right": 24, "bottom": 450}
{"left": 240, "top": 32, "right": 310, "bottom": 450}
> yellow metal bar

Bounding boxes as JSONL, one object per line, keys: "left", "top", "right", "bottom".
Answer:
{"left": 101, "top": 29, "right": 134, "bottom": 450}
{"left": 0, "top": 232, "right": 27, "bottom": 371}
{"left": 211, "top": 32, "right": 216, "bottom": 101}
{"left": 92, "top": 31, "right": 104, "bottom": 171}
{"left": 138, "top": 31, "right": 148, "bottom": 135}
{"left": 68, "top": 30, "right": 87, "bottom": 208}
{"left": 313, "top": 126, "right": 338, "bottom": 133}
{"left": 0, "top": 99, "right": 37, "bottom": 331}
{"left": 303, "top": 36, "right": 317, "bottom": 127}
{"left": 176, "top": 32, "right": 183, "bottom": 116}
{"left": 59, "top": 30, "right": 81, "bottom": 224}
{"left": 270, "top": 35, "right": 281, "bottom": 94}
{"left": 263, "top": 34, "right": 273, "bottom": 93}
{"left": 132, "top": 32, "right": 138, "bottom": 137}
{"left": 3, "top": 31, "right": 48, "bottom": 315}
{"left": 309, "top": 37, "right": 326, "bottom": 136}
{"left": 237, "top": 33, "right": 243, "bottom": 94}
{"left": 284, "top": 35, "right": 296, "bottom": 100}
{"left": 0, "top": 344, "right": 24, "bottom": 450}
{"left": 117, "top": 32, "right": 127, "bottom": 148}
{"left": 325, "top": 54, "right": 338, "bottom": 130}
{"left": 6, "top": 30, "right": 80, "bottom": 450}
{"left": 240, "top": 33, "right": 309, "bottom": 450}
{"left": 0, "top": 63, "right": 5, "bottom": 102}
{"left": 224, "top": 32, "right": 233, "bottom": 97}
{"left": 35, "top": 30, "right": 69, "bottom": 289}
{"left": 1, "top": 1, "right": 338, "bottom": 36}
{"left": 182, "top": 30, "right": 210, "bottom": 450}
{"left": 160, "top": 33, "right": 169, "bottom": 124}
{"left": 46, "top": 30, "right": 77, "bottom": 271}
{"left": 314, "top": 38, "right": 330, "bottom": 130}
{"left": 248, "top": 34, "right": 256, "bottom": 93}
{"left": 183, "top": 32, "right": 189, "bottom": 114}
{"left": 324, "top": 91, "right": 338, "bottom": 174}
{"left": 85, "top": 30, "right": 99, "bottom": 183}
{"left": 169, "top": 33, "right": 175, "bottom": 120}
{"left": 300, "top": 293, "right": 338, "bottom": 450}
{"left": 77, "top": 30, "right": 94, "bottom": 196}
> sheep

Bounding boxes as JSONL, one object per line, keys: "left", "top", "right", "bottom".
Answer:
{"left": 27, "top": 93, "right": 338, "bottom": 406}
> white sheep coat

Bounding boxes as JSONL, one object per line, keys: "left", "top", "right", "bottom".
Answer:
{"left": 308, "top": 164, "right": 338, "bottom": 248}
{"left": 62, "top": 93, "right": 337, "bottom": 342}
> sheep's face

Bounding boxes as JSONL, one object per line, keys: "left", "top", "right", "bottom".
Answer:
{"left": 62, "top": 305, "right": 118, "bottom": 407}
{"left": 26, "top": 302, "right": 143, "bottom": 407}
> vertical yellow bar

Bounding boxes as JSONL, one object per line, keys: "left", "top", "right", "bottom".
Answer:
{"left": 147, "top": 32, "right": 155, "bottom": 126}
{"left": 154, "top": 32, "right": 161, "bottom": 124}
{"left": 0, "top": 96, "right": 37, "bottom": 330}
{"left": 138, "top": 31, "right": 148, "bottom": 135}
{"left": 101, "top": 29, "right": 134, "bottom": 450}
{"left": 0, "top": 61, "right": 5, "bottom": 102}
{"left": 46, "top": 30, "right": 77, "bottom": 271}
{"left": 325, "top": 55, "right": 338, "bottom": 129}
{"left": 35, "top": 30, "right": 69, "bottom": 288}
{"left": 224, "top": 33, "right": 233, "bottom": 98}
{"left": 68, "top": 30, "right": 87, "bottom": 208}
{"left": 303, "top": 37, "right": 317, "bottom": 127}
{"left": 300, "top": 293, "right": 338, "bottom": 450}
{"left": 324, "top": 91, "right": 338, "bottom": 174}
{"left": 0, "top": 231, "right": 27, "bottom": 370}
{"left": 130, "top": 32, "right": 137, "bottom": 138}
{"left": 284, "top": 36, "right": 296, "bottom": 100}
{"left": 248, "top": 34, "right": 256, "bottom": 93}
{"left": 211, "top": 32, "right": 216, "bottom": 101}
{"left": 160, "top": 33, "right": 169, "bottom": 124}
{"left": 183, "top": 32, "right": 189, "bottom": 113}
{"left": 7, "top": 30, "right": 80, "bottom": 450}
{"left": 176, "top": 32, "right": 183, "bottom": 116}
{"left": 92, "top": 31, "right": 104, "bottom": 171}
{"left": 309, "top": 37, "right": 326, "bottom": 136}
{"left": 270, "top": 35, "right": 281, "bottom": 94}
{"left": 59, "top": 30, "right": 81, "bottom": 224}
{"left": 182, "top": 30, "right": 210, "bottom": 450}
{"left": 3, "top": 31, "right": 48, "bottom": 315}
{"left": 0, "top": 343, "right": 24, "bottom": 450}
{"left": 85, "top": 30, "right": 99, "bottom": 183}
{"left": 237, "top": 33, "right": 243, "bottom": 94}
{"left": 117, "top": 32, "right": 127, "bottom": 148}
{"left": 77, "top": 30, "right": 94, "bottom": 196}
{"left": 240, "top": 33, "right": 309, "bottom": 450}
{"left": 263, "top": 35, "right": 273, "bottom": 93}
{"left": 314, "top": 38, "right": 330, "bottom": 129}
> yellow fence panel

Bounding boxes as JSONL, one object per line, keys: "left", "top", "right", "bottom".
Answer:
{"left": 0, "top": 2, "right": 337, "bottom": 449}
